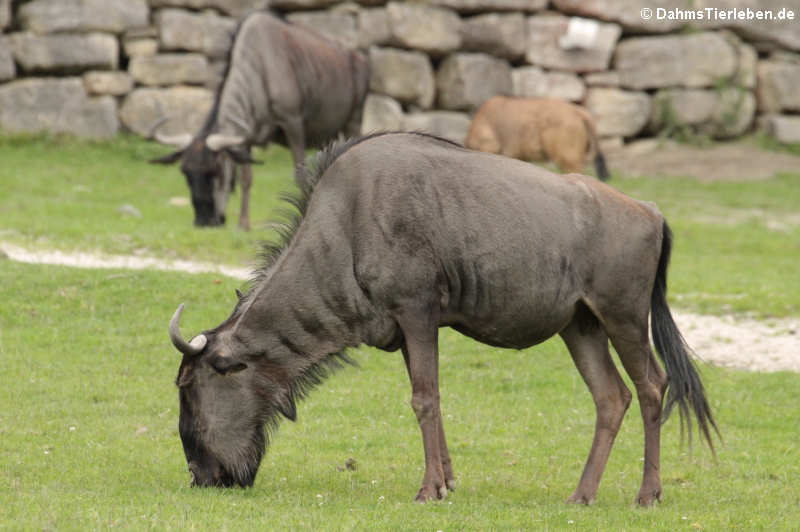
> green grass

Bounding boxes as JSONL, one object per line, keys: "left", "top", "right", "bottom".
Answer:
{"left": 2, "top": 134, "right": 798, "bottom": 318}
{"left": 1, "top": 135, "right": 800, "bottom": 529}
{"left": 0, "top": 133, "right": 297, "bottom": 265}
{"left": 1, "top": 261, "right": 798, "bottom": 529}
{"left": 613, "top": 172, "right": 800, "bottom": 317}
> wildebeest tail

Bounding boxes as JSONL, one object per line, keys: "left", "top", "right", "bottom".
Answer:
{"left": 577, "top": 108, "right": 610, "bottom": 181}
{"left": 651, "top": 220, "right": 719, "bottom": 452}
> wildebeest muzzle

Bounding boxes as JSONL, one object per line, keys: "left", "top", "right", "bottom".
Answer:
{"left": 188, "top": 458, "right": 236, "bottom": 488}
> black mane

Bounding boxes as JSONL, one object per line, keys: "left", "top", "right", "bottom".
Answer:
{"left": 199, "top": 9, "right": 283, "bottom": 137}
{"left": 243, "top": 131, "right": 461, "bottom": 439}
{"left": 249, "top": 131, "right": 460, "bottom": 286}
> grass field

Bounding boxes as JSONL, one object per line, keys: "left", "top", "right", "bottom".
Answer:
{"left": 1, "top": 135, "right": 799, "bottom": 529}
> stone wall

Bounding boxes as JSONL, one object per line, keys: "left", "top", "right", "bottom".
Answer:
{"left": 1, "top": 0, "right": 799, "bottom": 144}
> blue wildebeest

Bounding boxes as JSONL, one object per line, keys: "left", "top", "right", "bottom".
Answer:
{"left": 168, "top": 132, "right": 717, "bottom": 506}
{"left": 150, "top": 12, "right": 370, "bottom": 229}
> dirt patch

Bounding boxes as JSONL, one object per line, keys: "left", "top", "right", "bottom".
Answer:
{"left": 3, "top": 241, "right": 797, "bottom": 374}
{"left": 605, "top": 138, "right": 800, "bottom": 181}
{"left": 0, "top": 241, "right": 251, "bottom": 280}
{"left": 675, "top": 312, "right": 799, "bottom": 373}
{"left": 690, "top": 208, "right": 800, "bottom": 232}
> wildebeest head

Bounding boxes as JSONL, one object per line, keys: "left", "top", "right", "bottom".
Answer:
{"left": 150, "top": 133, "right": 256, "bottom": 227}
{"left": 169, "top": 302, "right": 297, "bottom": 488}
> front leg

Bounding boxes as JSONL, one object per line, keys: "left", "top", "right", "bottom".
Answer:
{"left": 238, "top": 163, "right": 252, "bottom": 231}
{"left": 399, "top": 315, "right": 449, "bottom": 502}
{"left": 402, "top": 346, "right": 456, "bottom": 494}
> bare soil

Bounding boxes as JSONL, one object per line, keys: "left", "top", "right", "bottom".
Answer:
{"left": 605, "top": 138, "right": 800, "bottom": 181}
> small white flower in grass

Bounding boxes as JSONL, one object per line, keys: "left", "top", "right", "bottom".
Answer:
{"left": 568, "top": 520, "right": 575, "bottom": 525}
{"left": 316, "top": 494, "right": 323, "bottom": 499}
{"left": 371, "top": 479, "right": 377, "bottom": 485}
{"left": 69, "top": 426, "right": 76, "bottom": 432}
{"left": 378, "top": 496, "right": 385, "bottom": 501}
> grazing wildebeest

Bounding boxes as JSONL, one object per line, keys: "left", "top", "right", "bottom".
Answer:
{"left": 465, "top": 95, "right": 610, "bottom": 181}
{"left": 150, "top": 11, "right": 370, "bottom": 229}
{"left": 168, "top": 132, "right": 717, "bottom": 506}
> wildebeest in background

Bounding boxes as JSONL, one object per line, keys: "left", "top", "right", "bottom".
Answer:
{"left": 150, "top": 12, "right": 370, "bottom": 229}
{"left": 168, "top": 132, "right": 717, "bottom": 506}
{"left": 465, "top": 95, "right": 610, "bottom": 181}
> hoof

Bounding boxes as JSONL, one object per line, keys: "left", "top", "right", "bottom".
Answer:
{"left": 446, "top": 478, "right": 457, "bottom": 492}
{"left": 415, "top": 485, "right": 446, "bottom": 503}
{"left": 566, "top": 493, "right": 594, "bottom": 505}
{"left": 636, "top": 490, "right": 662, "bottom": 507}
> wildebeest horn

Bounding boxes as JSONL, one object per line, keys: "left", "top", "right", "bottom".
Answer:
{"left": 169, "top": 304, "right": 207, "bottom": 357}
{"left": 206, "top": 134, "right": 245, "bottom": 151}
{"left": 155, "top": 131, "right": 193, "bottom": 149}
{"left": 149, "top": 116, "right": 193, "bottom": 149}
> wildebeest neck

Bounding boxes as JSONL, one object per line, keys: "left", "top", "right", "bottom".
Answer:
{"left": 231, "top": 231, "right": 381, "bottom": 366}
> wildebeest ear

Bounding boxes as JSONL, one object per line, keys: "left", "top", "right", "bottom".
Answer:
{"left": 149, "top": 150, "right": 184, "bottom": 165}
{"left": 235, "top": 289, "right": 244, "bottom": 300}
{"left": 278, "top": 394, "right": 297, "bottom": 422}
{"left": 225, "top": 147, "right": 263, "bottom": 165}
{"left": 208, "top": 353, "right": 247, "bottom": 375}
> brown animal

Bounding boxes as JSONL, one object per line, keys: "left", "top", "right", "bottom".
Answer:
{"left": 465, "top": 96, "right": 609, "bottom": 181}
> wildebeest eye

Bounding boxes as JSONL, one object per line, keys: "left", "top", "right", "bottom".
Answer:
{"left": 208, "top": 353, "right": 247, "bottom": 375}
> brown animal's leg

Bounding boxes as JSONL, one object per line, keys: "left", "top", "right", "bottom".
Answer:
{"left": 238, "top": 164, "right": 252, "bottom": 231}
{"left": 402, "top": 347, "right": 456, "bottom": 493}
{"left": 542, "top": 128, "right": 586, "bottom": 174}
{"left": 398, "top": 313, "right": 448, "bottom": 502}
{"left": 559, "top": 305, "right": 632, "bottom": 505}
{"left": 607, "top": 321, "right": 668, "bottom": 507}
{"left": 281, "top": 117, "right": 308, "bottom": 190}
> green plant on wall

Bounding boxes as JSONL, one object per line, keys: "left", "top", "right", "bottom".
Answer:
{"left": 653, "top": 95, "right": 711, "bottom": 146}
{"left": 711, "top": 76, "right": 748, "bottom": 136}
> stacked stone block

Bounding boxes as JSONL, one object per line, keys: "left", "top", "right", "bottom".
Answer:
{"left": 0, "top": 0, "right": 798, "bottom": 146}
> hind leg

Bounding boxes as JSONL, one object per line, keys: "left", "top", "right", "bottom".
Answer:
{"left": 559, "top": 305, "right": 632, "bottom": 505}
{"left": 607, "top": 320, "right": 668, "bottom": 506}
{"left": 280, "top": 117, "right": 308, "bottom": 189}
{"left": 542, "top": 128, "right": 587, "bottom": 174}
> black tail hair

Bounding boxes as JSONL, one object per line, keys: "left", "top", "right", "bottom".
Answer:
{"left": 594, "top": 152, "right": 610, "bottom": 181}
{"left": 651, "top": 220, "right": 719, "bottom": 452}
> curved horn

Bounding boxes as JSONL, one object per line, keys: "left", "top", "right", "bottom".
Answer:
{"left": 206, "top": 134, "right": 246, "bottom": 152}
{"left": 150, "top": 116, "right": 193, "bottom": 149}
{"left": 169, "top": 304, "right": 207, "bottom": 356}
{"left": 155, "top": 131, "right": 193, "bottom": 149}
{"left": 147, "top": 116, "right": 170, "bottom": 138}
